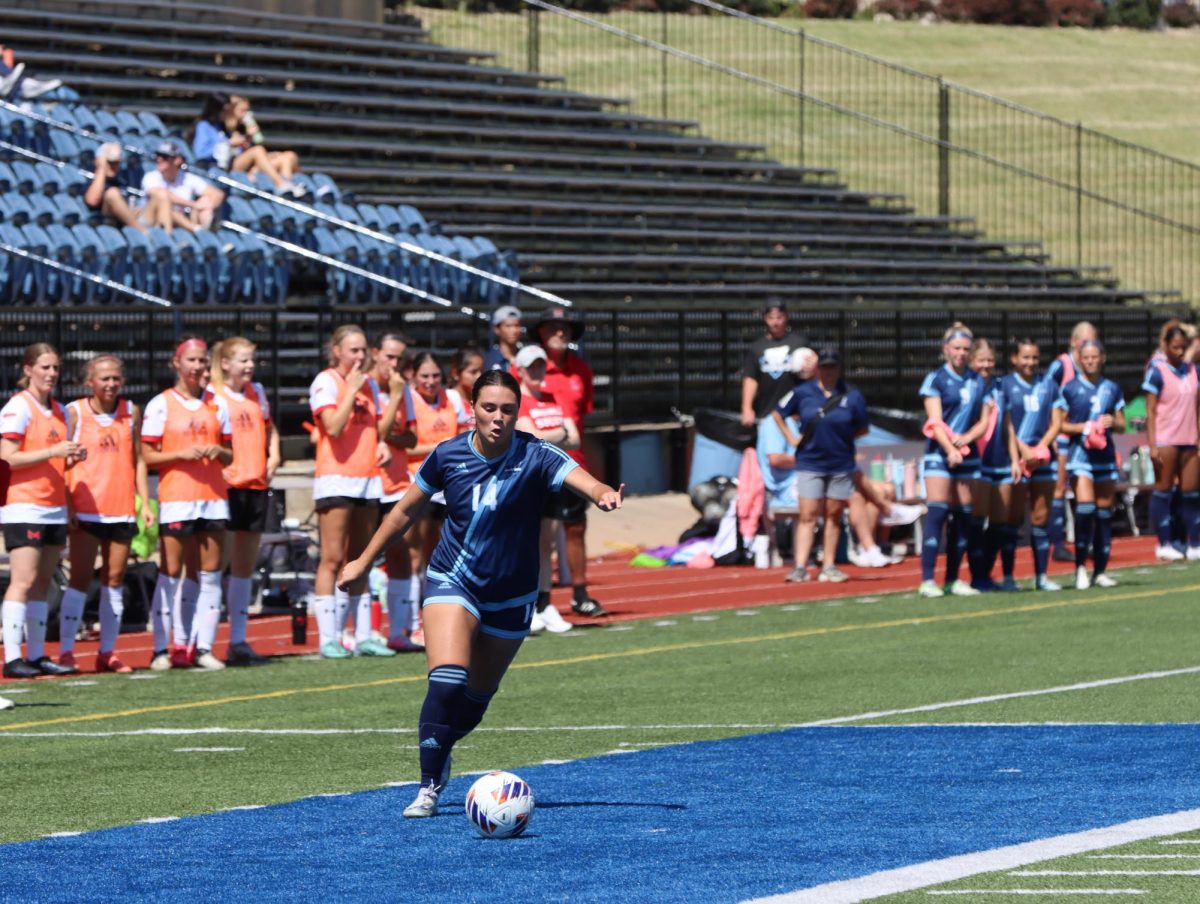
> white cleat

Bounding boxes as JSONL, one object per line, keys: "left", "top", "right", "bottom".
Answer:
{"left": 1156, "top": 545, "right": 1185, "bottom": 562}
{"left": 1092, "top": 573, "right": 1118, "bottom": 588}
{"left": 193, "top": 650, "right": 226, "bottom": 671}
{"left": 403, "top": 784, "right": 441, "bottom": 818}
{"left": 539, "top": 604, "right": 574, "bottom": 634}
{"left": 1187, "top": 547, "right": 1200, "bottom": 562}
{"left": 1075, "top": 566, "right": 1092, "bottom": 590}
{"left": 528, "top": 610, "right": 546, "bottom": 635}
{"left": 0, "top": 695, "right": 14, "bottom": 711}
{"left": 947, "top": 580, "right": 980, "bottom": 597}
{"left": 917, "top": 580, "right": 944, "bottom": 599}
{"left": 1035, "top": 575, "right": 1062, "bottom": 592}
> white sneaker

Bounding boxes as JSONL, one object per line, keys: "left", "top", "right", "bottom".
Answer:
{"left": 881, "top": 503, "right": 925, "bottom": 527}
{"left": 0, "top": 63, "right": 24, "bottom": 98}
{"left": 20, "top": 77, "right": 62, "bottom": 100}
{"left": 947, "top": 580, "right": 980, "bottom": 597}
{"left": 194, "top": 650, "right": 227, "bottom": 671}
{"left": 864, "top": 546, "right": 895, "bottom": 568}
{"left": 539, "top": 605, "right": 573, "bottom": 634}
{"left": 889, "top": 542, "right": 909, "bottom": 558}
{"left": 847, "top": 545, "right": 869, "bottom": 568}
{"left": 1035, "top": 575, "right": 1062, "bottom": 592}
{"left": 1093, "top": 573, "right": 1117, "bottom": 588}
{"left": 918, "top": 580, "right": 944, "bottom": 598}
{"left": 403, "top": 783, "right": 441, "bottom": 818}
{"left": 0, "top": 695, "right": 13, "bottom": 711}
{"left": 1075, "top": 566, "right": 1091, "bottom": 590}
{"left": 1157, "top": 545, "right": 1185, "bottom": 562}
{"left": 1187, "top": 547, "right": 1200, "bottom": 562}
{"left": 149, "top": 651, "right": 173, "bottom": 671}
{"left": 528, "top": 610, "right": 546, "bottom": 635}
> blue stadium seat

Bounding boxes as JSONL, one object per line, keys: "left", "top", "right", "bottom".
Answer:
{"left": 92, "top": 110, "right": 121, "bottom": 141}
{"left": 27, "top": 194, "right": 59, "bottom": 228}
{"left": 68, "top": 223, "right": 104, "bottom": 303}
{"left": 34, "top": 163, "right": 62, "bottom": 197}
{"left": 396, "top": 205, "right": 428, "bottom": 236}
{"left": 48, "top": 130, "right": 82, "bottom": 166}
{"left": 114, "top": 111, "right": 143, "bottom": 136}
{"left": 190, "top": 228, "right": 229, "bottom": 304}
{"left": 142, "top": 227, "right": 176, "bottom": 300}
{"left": 3, "top": 192, "right": 33, "bottom": 227}
{"left": 309, "top": 172, "right": 340, "bottom": 202}
{"left": 332, "top": 201, "right": 362, "bottom": 227}
{"left": 224, "top": 229, "right": 266, "bottom": 304}
{"left": 225, "top": 196, "right": 258, "bottom": 229}
{"left": 355, "top": 204, "right": 382, "bottom": 231}
{"left": 249, "top": 198, "right": 281, "bottom": 235}
{"left": 10, "top": 161, "right": 37, "bottom": 195}
{"left": 375, "top": 204, "right": 404, "bottom": 235}
{"left": 121, "top": 225, "right": 152, "bottom": 293}
{"left": 69, "top": 105, "right": 100, "bottom": 133}
{"left": 53, "top": 194, "right": 88, "bottom": 228}
{"left": 172, "top": 229, "right": 202, "bottom": 305}
{"left": 93, "top": 224, "right": 129, "bottom": 301}
{"left": 137, "top": 112, "right": 168, "bottom": 137}
{"left": 0, "top": 163, "right": 16, "bottom": 194}
{"left": 14, "top": 224, "right": 51, "bottom": 302}
{"left": 43, "top": 224, "right": 79, "bottom": 303}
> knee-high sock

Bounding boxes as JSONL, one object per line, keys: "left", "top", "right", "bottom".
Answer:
{"left": 386, "top": 579, "right": 411, "bottom": 642}
{"left": 58, "top": 587, "right": 88, "bottom": 655}
{"left": 173, "top": 577, "right": 198, "bottom": 649}
{"left": 418, "top": 665, "right": 468, "bottom": 787}
{"left": 151, "top": 574, "right": 179, "bottom": 653}
{"left": 24, "top": 601, "right": 48, "bottom": 661}
{"left": 409, "top": 575, "right": 424, "bottom": 632}
{"left": 354, "top": 592, "right": 373, "bottom": 644}
{"left": 1183, "top": 491, "right": 1200, "bottom": 549}
{"left": 998, "top": 523, "right": 1019, "bottom": 579}
{"left": 314, "top": 595, "right": 336, "bottom": 646}
{"left": 1049, "top": 497, "right": 1066, "bottom": 550}
{"left": 2, "top": 600, "right": 26, "bottom": 663}
{"left": 1074, "top": 503, "right": 1096, "bottom": 569}
{"left": 226, "top": 576, "right": 253, "bottom": 647}
{"left": 1151, "top": 490, "right": 1174, "bottom": 547}
{"left": 1094, "top": 507, "right": 1113, "bottom": 575}
{"left": 945, "top": 506, "right": 971, "bottom": 585}
{"left": 1031, "top": 524, "right": 1050, "bottom": 579}
{"left": 453, "top": 687, "right": 494, "bottom": 742}
{"left": 190, "top": 570, "right": 223, "bottom": 652}
{"left": 99, "top": 585, "right": 124, "bottom": 655}
{"left": 334, "top": 587, "right": 351, "bottom": 634}
{"left": 967, "top": 515, "right": 989, "bottom": 584}
{"left": 920, "top": 502, "right": 950, "bottom": 582}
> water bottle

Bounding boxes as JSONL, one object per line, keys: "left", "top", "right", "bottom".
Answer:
{"left": 869, "top": 454, "right": 886, "bottom": 482}
{"left": 291, "top": 592, "right": 308, "bottom": 645}
{"left": 752, "top": 534, "right": 770, "bottom": 569}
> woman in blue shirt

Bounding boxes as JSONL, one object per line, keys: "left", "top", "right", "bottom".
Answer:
{"left": 773, "top": 348, "right": 868, "bottom": 584}
{"left": 917, "top": 323, "right": 991, "bottom": 599}
{"left": 970, "top": 339, "right": 1021, "bottom": 592}
{"left": 1060, "top": 339, "right": 1125, "bottom": 591}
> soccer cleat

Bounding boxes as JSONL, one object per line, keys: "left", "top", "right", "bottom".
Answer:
{"left": 1188, "top": 547, "right": 1200, "bottom": 562}
{"left": 998, "top": 576, "right": 1021, "bottom": 593}
{"left": 3, "top": 658, "right": 41, "bottom": 679}
{"left": 320, "top": 640, "right": 352, "bottom": 660}
{"left": 866, "top": 546, "right": 900, "bottom": 568}
{"left": 785, "top": 567, "right": 812, "bottom": 583}
{"left": 409, "top": 628, "right": 425, "bottom": 648}
{"left": 403, "top": 783, "right": 442, "bottom": 818}
{"left": 917, "top": 580, "right": 944, "bottom": 598}
{"left": 846, "top": 546, "right": 869, "bottom": 568}
{"left": 226, "top": 642, "right": 270, "bottom": 667}
{"left": 571, "top": 597, "right": 610, "bottom": 618}
{"left": 1052, "top": 545, "right": 1074, "bottom": 563}
{"left": 1157, "top": 544, "right": 1186, "bottom": 562}
{"left": 193, "top": 650, "right": 226, "bottom": 671}
{"left": 97, "top": 651, "right": 134, "bottom": 674}
{"left": 356, "top": 638, "right": 397, "bottom": 657}
{"left": 58, "top": 652, "right": 78, "bottom": 671}
{"left": 818, "top": 565, "right": 848, "bottom": 583}
{"left": 1093, "top": 573, "right": 1118, "bottom": 588}
{"left": 32, "top": 656, "right": 79, "bottom": 676}
{"left": 386, "top": 633, "right": 425, "bottom": 653}
{"left": 539, "top": 605, "right": 574, "bottom": 634}
{"left": 1075, "top": 566, "right": 1091, "bottom": 590}
{"left": 0, "top": 694, "right": 13, "bottom": 711}
{"left": 149, "top": 651, "right": 173, "bottom": 671}
{"left": 1035, "top": 575, "right": 1062, "bottom": 592}
{"left": 946, "top": 580, "right": 980, "bottom": 597}
{"left": 527, "top": 610, "right": 546, "bottom": 635}
{"left": 970, "top": 578, "right": 999, "bottom": 593}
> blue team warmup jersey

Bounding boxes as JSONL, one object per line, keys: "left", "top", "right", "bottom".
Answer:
{"left": 414, "top": 431, "right": 578, "bottom": 615}
{"left": 979, "top": 377, "right": 1011, "bottom": 476}
{"left": 1001, "top": 372, "right": 1066, "bottom": 446}
{"left": 1062, "top": 375, "right": 1125, "bottom": 478}
{"left": 918, "top": 364, "right": 985, "bottom": 462}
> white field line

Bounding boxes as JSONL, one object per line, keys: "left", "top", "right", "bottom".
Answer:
{"left": 173, "top": 747, "right": 245, "bottom": 753}
{"left": 927, "top": 892, "right": 1147, "bottom": 897}
{"left": 1013, "top": 870, "right": 1200, "bottom": 877}
{"left": 1160, "top": 840, "right": 1200, "bottom": 845}
{"left": 742, "top": 809, "right": 1200, "bottom": 904}
{"left": 1089, "top": 854, "right": 1200, "bottom": 859}
{"left": 0, "top": 722, "right": 796, "bottom": 738}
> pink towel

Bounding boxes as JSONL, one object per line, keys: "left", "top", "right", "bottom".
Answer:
{"left": 923, "top": 418, "right": 971, "bottom": 457}
{"left": 1020, "top": 444, "right": 1051, "bottom": 479}
{"left": 1083, "top": 421, "right": 1108, "bottom": 450}
{"left": 736, "top": 447, "right": 765, "bottom": 543}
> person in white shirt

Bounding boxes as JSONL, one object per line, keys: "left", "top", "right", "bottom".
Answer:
{"left": 140, "top": 140, "right": 226, "bottom": 234}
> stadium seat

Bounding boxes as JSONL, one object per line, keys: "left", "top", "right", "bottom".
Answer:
{"left": 309, "top": 172, "right": 340, "bottom": 202}
{"left": 3, "top": 192, "right": 33, "bottom": 226}
{"left": 27, "top": 194, "right": 59, "bottom": 228}
{"left": 10, "top": 161, "right": 37, "bottom": 195}
{"left": 68, "top": 104, "right": 100, "bottom": 134}
{"left": 121, "top": 225, "right": 152, "bottom": 293}
{"left": 396, "top": 205, "right": 428, "bottom": 236}
{"left": 34, "top": 163, "right": 62, "bottom": 197}
{"left": 48, "top": 130, "right": 83, "bottom": 166}
{"left": 114, "top": 111, "right": 143, "bottom": 136}
{"left": 44, "top": 224, "right": 79, "bottom": 303}
{"left": 92, "top": 110, "right": 121, "bottom": 141}
{"left": 136, "top": 111, "right": 168, "bottom": 137}
{"left": 143, "top": 227, "right": 177, "bottom": 300}
{"left": 0, "top": 162, "right": 16, "bottom": 194}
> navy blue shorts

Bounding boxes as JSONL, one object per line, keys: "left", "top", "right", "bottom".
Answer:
{"left": 423, "top": 568, "right": 537, "bottom": 640}
{"left": 922, "top": 452, "right": 981, "bottom": 481}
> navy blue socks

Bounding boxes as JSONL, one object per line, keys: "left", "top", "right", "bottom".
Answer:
{"left": 418, "top": 665, "right": 468, "bottom": 787}
{"left": 1094, "top": 507, "right": 1113, "bottom": 576}
{"left": 1074, "top": 503, "right": 1096, "bottom": 570}
{"left": 921, "top": 502, "right": 949, "bottom": 582}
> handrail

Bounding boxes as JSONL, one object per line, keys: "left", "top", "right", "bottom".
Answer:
{"left": 0, "top": 240, "right": 173, "bottom": 307}
{"left": 1, "top": 98, "right": 575, "bottom": 309}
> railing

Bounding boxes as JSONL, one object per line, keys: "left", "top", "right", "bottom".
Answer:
{"left": 412, "top": 1, "right": 1200, "bottom": 304}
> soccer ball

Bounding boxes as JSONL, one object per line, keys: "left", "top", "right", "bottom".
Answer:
{"left": 465, "top": 771, "right": 534, "bottom": 839}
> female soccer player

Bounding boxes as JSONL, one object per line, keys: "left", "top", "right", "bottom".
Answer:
{"left": 917, "top": 323, "right": 990, "bottom": 599}
{"left": 1001, "top": 338, "right": 1066, "bottom": 592}
{"left": 968, "top": 339, "right": 1021, "bottom": 591}
{"left": 368, "top": 331, "right": 418, "bottom": 653}
{"left": 446, "top": 346, "right": 484, "bottom": 430}
{"left": 309, "top": 325, "right": 391, "bottom": 660}
{"left": 207, "top": 337, "right": 280, "bottom": 665}
{"left": 1, "top": 343, "right": 80, "bottom": 678}
{"left": 1061, "top": 339, "right": 1125, "bottom": 590}
{"left": 1046, "top": 321, "right": 1097, "bottom": 562}
{"left": 513, "top": 344, "right": 580, "bottom": 634}
{"left": 141, "top": 337, "right": 233, "bottom": 671}
{"left": 338, "top": 370, "right": 623, "bottom": 819}
{"left": 58, "top": 355, "right": 152, "bottom": 673}
{"left": 1142, "top": 323, "right": 1200, "bottom": 561}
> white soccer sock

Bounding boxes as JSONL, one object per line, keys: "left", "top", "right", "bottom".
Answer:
{"left": 58, "top": 588, "right": 88, "bottom": 655}
{"left": 386, "top": 579, "right": 411, "bottom": 642}
{"left": 174, "top": 577, "right": 199, "bottom": 648}
{"left": 192, "top": 570, "right": 223, "bottom": 652}
{"left": 409, "top": 574, "right": 424, "bottom": 632}
{"left": 226, "top": 575, "right": 253, "bottom": 646}
{"left": 24, "top": 601, "right": 48, "bottom": 661}
{"left": 334, "top": 587, "right": 351, "bottom": 633}
{"left": 152, "top": 574, "right": 180, "bottom": 653}
{"left": 353, "top": 593, "right": 373, "bottom": 644}
{"left": 314, "top": 594, "right": 336, "bottom": 645}
{"left": 2, "top": 600, "right": 26, "bottom": 662}
{"left": 99, "top": 585, "right": 124, "bottom": 654}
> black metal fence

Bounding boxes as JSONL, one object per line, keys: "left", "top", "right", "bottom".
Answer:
{"left": 1, "top": 304, "right": 1180, "bottom": 434}
{"left": 413, "top": 1, "right": 1200, "bottom": 304}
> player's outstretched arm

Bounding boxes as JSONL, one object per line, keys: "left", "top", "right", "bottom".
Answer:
{"left": 337, "top": 485, "right": 432, "bottom": 590}
{"left": 564, "top": 468, "right": 624, "bottom": 512}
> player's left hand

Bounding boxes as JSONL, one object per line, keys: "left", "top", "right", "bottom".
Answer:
{"left": 337, "top": 558, "right": 367, "bottom": 592}
{"left": 596, "top": 483, "right": 625, "bottom": 511}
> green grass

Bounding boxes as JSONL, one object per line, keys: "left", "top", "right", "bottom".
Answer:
{"left": 4, "top": 562, "right": 1200, "bottom": 858}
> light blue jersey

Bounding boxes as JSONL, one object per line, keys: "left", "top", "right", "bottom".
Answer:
{"left": 1062, "top": 375, "right": 1125, "bottom": 483}
{"left": 1001, "top": 371, "right": 1067, "bottom": 483}
{"left": 919, "top": 364, "right": 985, "bottom": 479}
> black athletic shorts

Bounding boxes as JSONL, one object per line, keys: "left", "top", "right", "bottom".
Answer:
{"left": 4, "top": 522, "right": 68, "bottom": 550}
{"left": 541, "top": 487, "right": 587, "bottom": 524}
{"left": 160, "top": 518, "right": 228, "bottom": 538}
{"left": 77, "top": 520, "right": 139, "bottom": 542}
{"left": 314, "top": 495, "right": 379, "bottom": 513}
{"left": 228, "top": 488, "right": 269, "bottom": 533}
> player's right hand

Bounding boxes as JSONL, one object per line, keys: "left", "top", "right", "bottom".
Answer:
{"left": 337, "top": 558, "right": 366, "bottom": 592}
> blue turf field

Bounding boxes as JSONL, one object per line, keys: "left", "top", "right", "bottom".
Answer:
{"left": 4, "top": 724, "right": 1200, "bottom": 903}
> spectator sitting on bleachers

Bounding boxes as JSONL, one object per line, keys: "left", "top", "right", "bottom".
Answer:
{"left": 189, "top": 92, "right": 298, "bottom": 196}
{"left": 0, "top": 44, "right": 62, "bottom": 100}
{"left": 227, "top": 94, "right": 304, "bottom": 196}
{"left": 141, "top": 140, "right": 225, "bottom": 234}
{"left": 84, "top": 142, "right": 147, "bottom": 234}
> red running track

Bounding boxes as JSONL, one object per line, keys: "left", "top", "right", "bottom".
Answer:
{"left": 1, "top": 535, "right": 1167, "bottom": 680}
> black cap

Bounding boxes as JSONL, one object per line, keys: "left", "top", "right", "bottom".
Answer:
{"left": 535, "top": 305, "right": 583, "bottom": 341}
{"left": 817, "top": 347, "right": 840, "bottom": 365}
{"left": 762, "top": 298, "right": 787, "bottom": 315}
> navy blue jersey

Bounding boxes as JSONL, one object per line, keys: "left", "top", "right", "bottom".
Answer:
{"left": 414, "top": 431, "right": 578, "bottom": 604}
{"left": 1044, "top": 352, "right": 1078, "bottom": 388}
{"left": 1062, "top": 375, "right": 1125, "bottom": 466}
{"left": 918, "top": 365, "right": 985, "bottom": 456}
{"left": 776, "top": 380, "right": 867, "bottom": 474}
{"left": 1001, "top": 372, "right": 1066, "bottom": 445}
{"left": 979, "top": 378, "right": 1010, "bottom": 469}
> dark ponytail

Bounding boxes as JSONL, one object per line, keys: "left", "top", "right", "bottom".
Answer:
{"left": 471, "top": 369, "right": 521, "bottom": 405}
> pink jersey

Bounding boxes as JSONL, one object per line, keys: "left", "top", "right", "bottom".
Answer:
{"left": 1149, "top": 360, "right": 1199, "bottom": 447}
